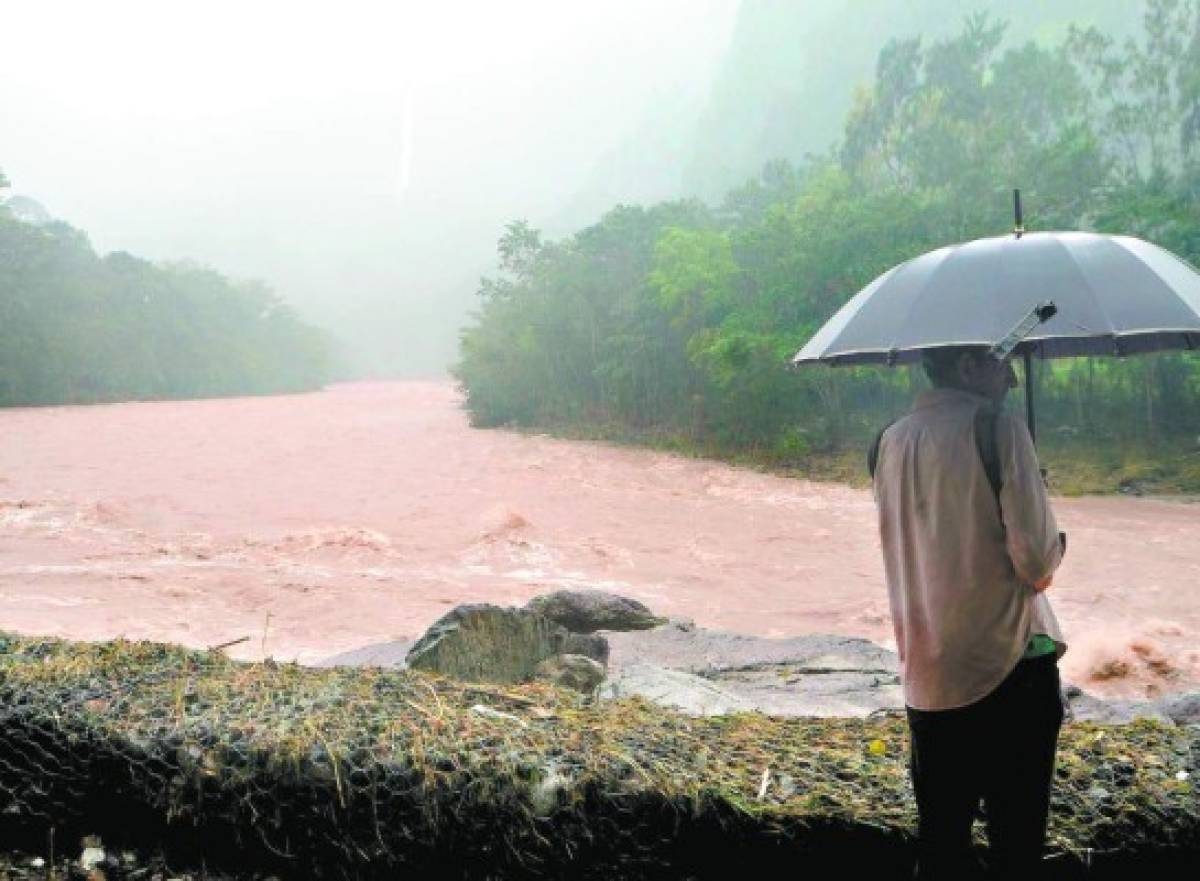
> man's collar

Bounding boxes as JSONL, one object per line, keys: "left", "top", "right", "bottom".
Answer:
{"left": 914, "top": 386, "right": 995, "bottom": 410}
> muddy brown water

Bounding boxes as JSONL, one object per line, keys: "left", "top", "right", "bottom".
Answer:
{"left": 1, "top": 381, "right": 1196, "bottom": 699}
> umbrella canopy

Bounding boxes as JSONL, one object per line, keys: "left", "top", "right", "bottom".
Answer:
{"left": 791, "top": 231, "right": 1200, "bottom": 367}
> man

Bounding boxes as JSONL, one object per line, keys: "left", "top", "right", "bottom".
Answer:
{"left": 870, "top": 346, "right": 1066, "bottom": 880}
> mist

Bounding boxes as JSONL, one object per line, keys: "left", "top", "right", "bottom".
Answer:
{"left": 1, "top": 0, "right": 737, "bottom": 376}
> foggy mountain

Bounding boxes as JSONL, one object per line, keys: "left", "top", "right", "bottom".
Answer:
{"left": 680, "top": 0, "right": 1143, "bottom": 200}
{"left": 1, "top": 1, "right": 1153, "bottom": 380}
{"left": 542, "top": 1, "right": 1147, "bottom": 276}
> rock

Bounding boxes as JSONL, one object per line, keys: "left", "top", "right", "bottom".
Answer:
{"left": 406, "top": 604, "right": 596, "bottom": 684}
{"left": 524, "top": 590, "right": 666, "bottom": 634}
{"left": 534, "top": 654, "right": 606, "bottom": 693}
{"left": 562, "top": 631, "right": 609, "bottom": 664}
{"left": 1065, "top": 687, "right": 1174, "bottom": 725}
{"left": 606, "top": 626, "right": 898, "bottom": 676}
{"left": 705, "top": 665, "right": 904, "bottom": 718}
{"left": 600, "top": 664, "right": 755, "bottom": 716}
{"left": 601, "top": 628, "right": 903, "bottom": 717}
{"left": 1158, "top": 692, "right": 1200, "bottom": 726}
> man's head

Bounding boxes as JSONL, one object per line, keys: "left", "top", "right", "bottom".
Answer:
{"left": 922, "top": 346, "right": 1018, "bottom": 403}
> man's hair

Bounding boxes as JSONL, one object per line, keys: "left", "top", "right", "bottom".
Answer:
{"left": 921, "top": 345, "right": 991, "bottom": 387}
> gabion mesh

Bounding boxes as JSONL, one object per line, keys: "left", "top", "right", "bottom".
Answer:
{"left": 0, "top": 633, "right": 1196, "bottom": 879}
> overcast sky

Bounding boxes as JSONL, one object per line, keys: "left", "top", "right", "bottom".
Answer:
{"left": 2, "top": 0, "right": 738, "bottom": 374}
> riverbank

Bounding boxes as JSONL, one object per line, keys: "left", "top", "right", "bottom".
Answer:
{"left": 519, "top": 419, "right": 1200, "bottom": 498}
{"left": 1, "top": 633, "right": 1196, "bottom": 879}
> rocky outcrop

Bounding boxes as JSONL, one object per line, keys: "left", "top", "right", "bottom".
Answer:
{"left": 524, "top": 590, "right": 666, "bottom": 634}
{"left": 405, "top": 604, "right": 606, "bottom": 685}
{"left": 562, "top": 631, "right": 610, "bottom": 665}
{"left": 601, "top": 627, "right": 903, "bottom": 717}
{"left": 1162, "top": 692, "right": 1200, "bottom": 726}
{"left": 600, "top": 664, "right": 754, "bottom": 716}
{"left": 404, "top": 604, "right": 552, "bottom": 683}
{"left": 605, "top": 623, "right": 899, "bottom": 675}
{"left": 534, "top": 654, "right": 606, "bottom": 693}
{"left": 330, "top": 616, "right": 1200, "bottom": 724}
{"left": 1065, "top": 685, "right": 1200, "bottom": 726}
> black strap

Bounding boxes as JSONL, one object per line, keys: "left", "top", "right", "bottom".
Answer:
{"left": 973, "top": 403, "right": 1003, "bottom": 502}
{"left": 868, "top": 404, "right": 1003, "bottom": 503}
{"left": 866, "top": 421, "right": 892, "bottom": 479}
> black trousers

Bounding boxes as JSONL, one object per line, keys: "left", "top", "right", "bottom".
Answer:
{"left": 906, "top": 654, "right": 1064, "bottom": 880}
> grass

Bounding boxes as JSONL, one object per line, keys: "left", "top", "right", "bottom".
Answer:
{"left": 0, "top": 633, "right": 1196, "bottom": 878}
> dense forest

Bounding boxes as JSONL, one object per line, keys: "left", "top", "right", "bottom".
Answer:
{"left": 456, "top": 0, "right": 1200, "bottom": 492}
{"left": 0, "top": 171, "right": 331, "bottom": 406}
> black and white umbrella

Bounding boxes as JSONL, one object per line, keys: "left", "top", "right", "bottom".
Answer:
{"left": 790, "top": 196, "right": 1200, "bottom": 441}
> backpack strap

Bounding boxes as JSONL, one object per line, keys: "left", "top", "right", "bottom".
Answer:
{"left": 973, "top": 403, "right": 1003, "bottom": 502}
{"left": 867, "top": 420, "right": 894, "bottom": 479}
{"left": 868, "top": 406, "right": 1003, "bottom": 505}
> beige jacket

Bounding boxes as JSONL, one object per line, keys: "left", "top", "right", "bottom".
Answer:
{"left": 874, "top": 387, "right": 1065, "bottom": 711}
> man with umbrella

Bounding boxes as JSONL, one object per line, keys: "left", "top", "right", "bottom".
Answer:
{"left": 870, "top": 343, "right": 1066, "bottom": 880}
{"left": 791, "top": 196, "right": 1200, "bottom": 878}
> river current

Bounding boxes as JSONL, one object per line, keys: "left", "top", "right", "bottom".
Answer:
{"left": 1, "top": 381, "right": 1196, "bottom": 698}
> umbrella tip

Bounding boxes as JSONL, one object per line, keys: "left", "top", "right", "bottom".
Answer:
{"left": 1013, "top": 188, "right": 1024, "bottom": 239}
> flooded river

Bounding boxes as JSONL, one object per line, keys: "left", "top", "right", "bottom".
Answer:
{"left": 1, "top": 381, "right": 1197, "bottom": 698}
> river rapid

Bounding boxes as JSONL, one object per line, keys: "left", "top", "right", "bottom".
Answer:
{"left": 1, "top": 381, "right": 1197, "bottom": 699}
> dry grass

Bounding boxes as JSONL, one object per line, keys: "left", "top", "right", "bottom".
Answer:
{"left": 0, "top": 632, "right": 1196, "bottom": 877}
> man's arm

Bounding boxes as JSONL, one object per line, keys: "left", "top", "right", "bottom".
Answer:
{"left": 996, "top": 411, "right": 1063, "bottom": 590}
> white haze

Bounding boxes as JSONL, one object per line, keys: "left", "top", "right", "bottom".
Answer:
{"left": 1, "top": 0, "right": 738, "bottom": 375}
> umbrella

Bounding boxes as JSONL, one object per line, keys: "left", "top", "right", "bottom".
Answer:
{"left": 790, "top": 192, "right": 1200, "bottom": 442}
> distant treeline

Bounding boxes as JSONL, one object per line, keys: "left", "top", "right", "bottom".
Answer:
{"left": 0, "top": 173, "right": 331, "bottom": 406}
{"left": 456, "top": 1, "right": 1200, "bottom": 462}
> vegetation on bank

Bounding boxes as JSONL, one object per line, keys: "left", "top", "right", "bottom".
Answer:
{"left": 0, "top": 172, "right": 331, "bottom": 407}
{"left": 456, "top": 1, "right": 1200, "bottom": 492}
{"left": 0, "top": 633, "right": 1195, "bottom": 877}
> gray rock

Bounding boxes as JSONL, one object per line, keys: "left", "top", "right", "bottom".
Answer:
{"left": 524, "top": 590, "right": 666, "bottom": 634}
{"left": 1158, "top": 692, "right": 1200, "bottom": 726}
{"left": 706, "top": 664, "right": 903, "bottom": 718}
{"left": 602, "top": 627, "right": 903, "bottom": 717}
{"left": 563, "top": 631, "right": 610, "bottom": 665}
{"left": 600, "top": 663, "right": 754, "bottom": 716}
{"left": 1065, "top": 686, "right": 1174, "bottom": 725}
{"left": 406, "top": 604, "right": 576, "bottom": 684}
{"left": 606, "top": 625, "right": 898, "bottom": 676}
{"left": 534, "top": 654, "right": 606, "bottom": 693}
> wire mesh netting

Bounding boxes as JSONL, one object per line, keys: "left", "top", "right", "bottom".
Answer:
{"left": 0, "top": 632, "right": 1196, "bottom": 879}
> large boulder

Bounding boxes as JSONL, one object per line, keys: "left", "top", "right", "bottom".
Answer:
{"left": 524, "top": 590, "right": 666, "bottom": 634}
{"left": 406, "top": 604, "right": 605, "bottom": 684}
{"left": 534, "top": 654, "right": 607, "bottom": 693}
